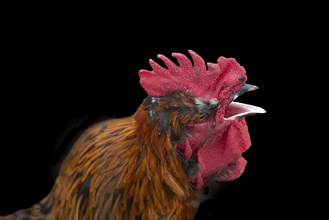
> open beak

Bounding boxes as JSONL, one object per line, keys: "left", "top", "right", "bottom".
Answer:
{"left": 225, "top": 83, "right": 266, "bottom": 120}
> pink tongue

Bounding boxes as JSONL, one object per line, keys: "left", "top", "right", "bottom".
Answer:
{"left": 189, "top": 119, "right": 251, "bottom": 189}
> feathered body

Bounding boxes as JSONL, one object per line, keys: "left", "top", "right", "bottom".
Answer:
{"left": 1, "top": 50, "right": 265, "bottom": 220}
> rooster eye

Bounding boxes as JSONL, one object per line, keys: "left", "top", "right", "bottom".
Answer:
{"left": 238, "top": 76, "right": 245, "bottom": 82}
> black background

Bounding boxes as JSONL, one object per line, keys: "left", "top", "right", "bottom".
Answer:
{"left": 0, "top": 5, "right": 322, "bottom": 219}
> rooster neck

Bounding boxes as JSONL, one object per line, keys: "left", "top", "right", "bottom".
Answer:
{"left": 133, "top": 102, "right": 195, "bottom": 178}
{"left": 122, "top": 104, "right": 202, "bottom": 218}
{"left": 37, "top": 114, "right": 200, "bottom": 219}
{"left": 132, "top": 106, "right": 192, "bottom": 195}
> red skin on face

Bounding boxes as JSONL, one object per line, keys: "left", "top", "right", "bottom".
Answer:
{"left": 139, "top": 50, "right": 253, "bottom": 189}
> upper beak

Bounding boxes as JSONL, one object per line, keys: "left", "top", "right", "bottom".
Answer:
{"left": 234, "top": 83, "right": 259, "bottom": 100}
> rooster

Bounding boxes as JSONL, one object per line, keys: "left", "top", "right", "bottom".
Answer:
{"left": 0, "top": 50, "right": 265, "bottom": 220}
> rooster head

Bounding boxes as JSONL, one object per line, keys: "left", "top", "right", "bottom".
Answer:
{"left": 138, "top": 50, "right": 265, "bottom": 189}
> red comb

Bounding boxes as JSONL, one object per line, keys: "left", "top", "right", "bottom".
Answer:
{"left": 138, "top": 50, "right": 246, "bottom": 99}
